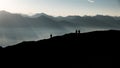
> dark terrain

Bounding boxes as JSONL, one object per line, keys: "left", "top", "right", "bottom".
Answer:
{"left": 0, "top": 30, "right": 114, "bottom": 68}
{"left": 2, "top": 30, "right": 119, "bottom": 49}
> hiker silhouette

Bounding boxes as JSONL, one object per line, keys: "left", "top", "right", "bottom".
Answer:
{"left": 50, "top": 34, "right": 53, "bottom": 38}
{"left": 75, "top": 30, "right": 80, "bottom": 34}
{"left": 78, "top": 30, "right": 80, "bottom": 34}
{"left": 76, "top": 30, "right": 78, "bottom": 34}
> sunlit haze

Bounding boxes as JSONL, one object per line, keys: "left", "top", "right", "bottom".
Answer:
{"left": 0, "top": 0, "right": 120, "bottom": 16}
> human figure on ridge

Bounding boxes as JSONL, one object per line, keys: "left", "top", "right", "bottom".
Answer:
{"left": 50, "top": 34, "right": 53, "bottom": 38}
{"left": 75, "top": 30, "right": 80, "bottom": 34}
{"left": 78, "top": 30, "right": 80, "bottom": 34}
{"left": 76, "top": 30, "right": 78, "bottom": 34}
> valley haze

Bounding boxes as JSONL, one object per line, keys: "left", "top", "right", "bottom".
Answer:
{"left": 0, "top": 10, "right": 120, "bottom": 47}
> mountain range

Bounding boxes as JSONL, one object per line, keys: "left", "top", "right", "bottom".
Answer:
{"left": 0, "top": 10, "right": 120, "bottom": 30}
{"left": 0, "top": 10, "right": 120, "bottom": 47}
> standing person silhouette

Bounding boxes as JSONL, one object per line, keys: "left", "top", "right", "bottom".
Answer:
{"left": 78, "top": 30, "right": 80, "bottom": 34}
{"left": 76, "top": 30, "right": 78, "bottom": 34}
{"left": 50, "top": 34, "right": 52, "bottom": 38}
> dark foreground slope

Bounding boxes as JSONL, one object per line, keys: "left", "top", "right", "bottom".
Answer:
{"left": 4, "top": 30, "right": 120, "bottom": 49}
{"left": 0, "top": 30, "right": 114, "bottom": 68}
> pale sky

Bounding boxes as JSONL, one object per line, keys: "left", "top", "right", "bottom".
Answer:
{"left": 0, "top": 0, "right": 120, "bottom": 16}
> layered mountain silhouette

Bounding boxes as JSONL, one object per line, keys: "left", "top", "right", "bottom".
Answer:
{"left": 0, "top": 10, "right": 120, "bottom": 29}
{"left": 0, "top": 10, "right": 119, "bottom": 47}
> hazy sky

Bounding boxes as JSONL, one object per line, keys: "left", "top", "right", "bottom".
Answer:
{"left": 0, "top": 0, "right": 120, "bottom": 16}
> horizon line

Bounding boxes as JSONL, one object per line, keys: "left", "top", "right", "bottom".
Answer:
{"left": 0, "top": 10, "right": 120, "bottom": 17}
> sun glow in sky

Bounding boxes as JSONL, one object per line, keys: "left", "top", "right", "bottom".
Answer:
{"left": 0, "top": 0, "right": 120, "bottom": 16}
{"left": 0, "top": 0, "right": 12, "bottom": 9}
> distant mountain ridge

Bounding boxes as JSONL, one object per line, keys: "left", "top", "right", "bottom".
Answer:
{"left": 0, "top": 10, "right": 120, "bottom": 30}
{"left": 0, "top": 10, "right": 120, "bottom": 47}
{"left": 31, "top": 13, "right": 53, "bottom": 18}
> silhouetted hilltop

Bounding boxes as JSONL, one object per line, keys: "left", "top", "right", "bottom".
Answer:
{"left": 3, "top": 30, "right": 119, "bottom": 50}
{"left": 0, "top": 30, "right": 113, "bottom": 68}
